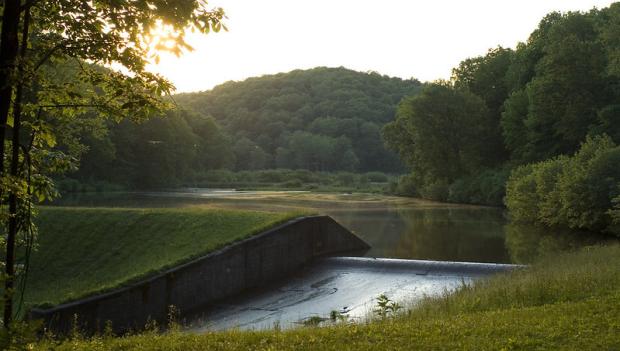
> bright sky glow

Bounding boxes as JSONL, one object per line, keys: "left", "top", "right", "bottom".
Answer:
{"left": 149, "top": 0, "right": 617, "bottom": 93}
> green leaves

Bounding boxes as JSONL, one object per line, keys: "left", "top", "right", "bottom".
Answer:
{"left": 506, "top": 135, "right": 620, "bottom": 236}
{"left": 385, "top": 4, "right": 620, "bottom": 207}
{"left": 383, "top": 83, "right": 494, "bottom": 200}
{"left": 0, "top": 1, "right": 228, "bottom": 324}
{"left": 373, "top": 294, "right": 402, "bottom": 319}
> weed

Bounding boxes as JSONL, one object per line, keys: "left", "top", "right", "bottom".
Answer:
{"left": 373, "top": 294, "right": 401, "bottom": 318}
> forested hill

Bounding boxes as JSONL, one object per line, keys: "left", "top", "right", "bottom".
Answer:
{"left": 68, "top": 67, "right": 421, "bottom": 189}
{"left": 383, "top": 2, "right": 620, "bottom": 234}
{"left": 175, "top": 67, "right": 422, "bottom": 172}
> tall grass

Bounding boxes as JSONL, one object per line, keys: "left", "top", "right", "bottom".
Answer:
{"left": 413, "top": 244, "right": 620, "bottom": 316}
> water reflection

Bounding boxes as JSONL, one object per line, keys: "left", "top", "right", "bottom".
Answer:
{"left": 504, "top": 223, "right": 614, "bottom": 264}
{"left": 51, "top": 191, "right": 614, "bottom": 264}
{"left": 332, "top": 208, "right": 510, "bottom": 263}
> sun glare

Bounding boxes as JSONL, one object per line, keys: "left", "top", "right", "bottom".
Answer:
{"left": 145, "top": 21, "right": 187, "bottom": 62}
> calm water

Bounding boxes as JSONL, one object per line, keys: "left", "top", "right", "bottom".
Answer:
{"left": 52, "top": 190, "right": 610, "bottom": 264}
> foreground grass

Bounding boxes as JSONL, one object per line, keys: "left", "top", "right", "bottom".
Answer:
{"left": 34, "top": 244, "right": 620, "bottom": 350}
{"left": 24, "top": 207, "right": 302, "bottom": 308}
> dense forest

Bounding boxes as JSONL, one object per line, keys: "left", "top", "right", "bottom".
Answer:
{"left": 383, "top": 4, "right": 620, "bottom": 233}
{"left": 70, "top": 67, "right": 421, "bottom": 189}
{"left": 175, "top": 67, "right": 421, "bottom": 172}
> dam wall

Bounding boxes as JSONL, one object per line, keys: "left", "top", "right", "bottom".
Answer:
{"left": 29, "top": 215, "right": 370, "bottom": 334}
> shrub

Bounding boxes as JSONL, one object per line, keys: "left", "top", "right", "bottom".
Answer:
{"left": 283, "top": 179, "right": 303, "bottom": 188}
{"left": 447, "top": 168, "right": 509, "bottom": 206}
{"left": 420, "top": 178, "right": 449, "bottom": 201}
{"left": 256, "top": 169, "right": 289, "bottom": 183}
{"left": 394, "top": 174, "right": 418, "bottom": 196}
{"left": 506, "top": 135, "right": 620, "bottom": 236}
{"left": 365, "top": 171, "right": 389, "bottom": 183}
{"left": 202, "top": 170, "right": 236, "bottom": 183}
{"left": 335, "top": 172, "right": 356, "bottom": 186}
{"left": 292, "top": 169, "right": 320, "bottom": 183}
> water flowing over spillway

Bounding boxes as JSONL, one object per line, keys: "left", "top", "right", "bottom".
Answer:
{"left": 187, "top": 257, "right": 518, "bottom": 331}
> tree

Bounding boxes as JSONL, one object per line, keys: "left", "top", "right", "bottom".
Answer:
{"left": 111, "top": 111, "right": 199, "bottom": 188}
{"left": 186, "top": 113, "right": 235, "bottom": 171}
{"left": 233, "top": 138, "right": 269, "bottom": 170}
{"left": 0, "top": 0, "right": 225, "bottom": 329}
{"left": 383, "top": 83, "right": 494, "bottom": 199}
{"left": 72, "top": 110, "right": 234, "bottom": 189}
{"left": 452, "top": 47, "right": 514, "bottom": 119}
{"left": 501, "top": 89, "right": 531, "bottom": 163}
{"left": 502, "top": 10, "right": 614, "bottom": 163}
{"left": 451, "top": 47, "right": 513, "bottom": 165}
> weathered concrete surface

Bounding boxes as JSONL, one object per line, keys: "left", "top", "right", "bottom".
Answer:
{"left": 187, "top": 257, "right": 521, "bottom": 331}
{"left": 29, "top": 216, "right": 370, "bottom": 334}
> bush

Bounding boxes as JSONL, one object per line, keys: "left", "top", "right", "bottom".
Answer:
{"left": 477, "top": 169, "right": 510, "bottom": 205}
{"left": 394, "top": 174, "right": 418, "bottom": 196}
{"left": 256, "top": 169, "right": 289, "bottom": 183}
{"left": 506, "top": 135, "right": 620, "bottom": 236}
{"left": 448, "top": 168, "right": 511, "bottom": 206}
{"left": 335, "top": 172, "right": 356, "bottom": 186}
{"left": 387, "top": 178, "right": 399, "bottom": 194}
{"left": 420, "top": 178, "right": 449, "bottom": 201}
{"left": 202, "top": 170, "right": 236, "bottom": 183}
{"left": 283, "top": 179, "right": 303, "bottom": 188}
{"left": 292, "top": 169, "right": 320, "bottom": 183}
{"left": 365, "top": 171, "right": 389, "bottom": 183}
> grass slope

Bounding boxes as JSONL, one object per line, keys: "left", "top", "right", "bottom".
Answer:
{"left": 35, "top": 244, "right": 620, "bottom": 350}
{"left": 24, "top": 207, "right": 301, "bottom": 308}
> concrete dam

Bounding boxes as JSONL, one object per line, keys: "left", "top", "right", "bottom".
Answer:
{"left": 30, "top": 216, "right": 519, "bottom": 333}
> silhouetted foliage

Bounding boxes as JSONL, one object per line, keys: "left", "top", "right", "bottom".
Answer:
{"left": 72, "top": 110, "right": 233, "bottom": 189}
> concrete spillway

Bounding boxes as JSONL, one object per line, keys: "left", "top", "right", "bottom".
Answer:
{"left": 30, "top": 215, "right": 521, "bottom": 334}
{"left": 187, "top": 257, "right": 519, "bottom": 331}
{"left": 29, "top": 216, "right": 370, "bottom": 334}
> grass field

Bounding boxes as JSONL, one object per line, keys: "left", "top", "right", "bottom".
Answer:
{"left": 22, "top": 207, "right": 302, "bottom": 308}
{"left": 31, "top": 244, "right": 620, "bottom": 350}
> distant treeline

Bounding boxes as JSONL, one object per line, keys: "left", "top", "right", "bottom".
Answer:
{"left": 384, "top": 4, "right": 620, "bottom": 234}
{"left": 71, "top": 67, "right": 420, "bottom": 189}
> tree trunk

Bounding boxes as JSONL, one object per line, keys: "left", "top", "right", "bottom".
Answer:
{"left": 0, "top": 0, "right": 21, "bottom": 177}
{"left": 2, "top": 2, "right": 28, "bottom": 329}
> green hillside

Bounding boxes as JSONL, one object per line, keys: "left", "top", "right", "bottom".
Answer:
{"left": 176, "top": 67, "right": 422, "bottom": 172}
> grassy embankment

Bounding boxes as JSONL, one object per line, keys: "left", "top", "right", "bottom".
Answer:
{"left": 23, "top": 207, "right": 303, "bottom": 308}
{"left": 34, "top": 244, "right": 620, "bottom": 350}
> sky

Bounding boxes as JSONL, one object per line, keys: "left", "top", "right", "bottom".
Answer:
{"left": 148, "top": 0, "right": 617, "bottom": 93}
